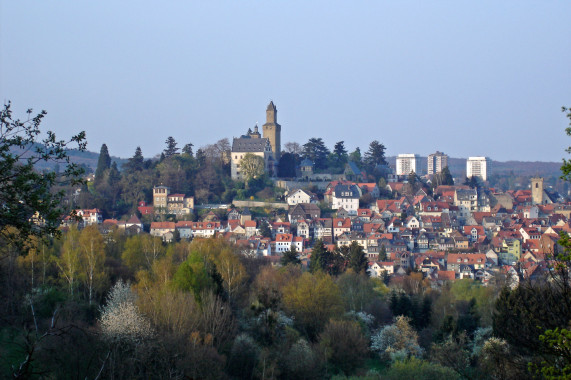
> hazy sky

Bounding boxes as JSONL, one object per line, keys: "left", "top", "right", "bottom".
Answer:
{"left": 1, "top": 1, "right": 570, "bottom": 162}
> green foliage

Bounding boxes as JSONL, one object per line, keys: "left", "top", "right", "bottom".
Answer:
{"left": 172, "top": 250, "right": 222, "bottom": 303}
{"left": 349, "top": 147, "right": 362, "bottom": 168}
{"left": 95, "top": 143, "right": 111, "bottom": 183}
{"left": 163, "top": 136, "right": 179, "bottom": 158}
{"left": 560, "top": 106, "right": 571, "bottom": 183}
{"left": 123, "top": 146, "right": 144, "bottom": 173}
{"left": 385, "top": 357, "right": 460, "bottom": 380}
{"left": 347, "top": 241, "right": 368, "bottom": 275}
{"left": 364, "top": 140, "right": 387, "bottom": 172}
{"left": 310, "top": 239, "right": 343, "bottom": 275}
{"left": 282, "top": 272, "right": 343, "bottom": 340}
{"left": 281, "top": 245, "right": 301, "bottom": 266}
{"left": 531, "top": 327, "right": 571, "bottom": 379}
{"left": 302, "top": 137, "right": 330, "bottom": 170}
{"left": 278, "top": 152, "right": 297, "bottom": 177}
{"left": 320, "top": 319, "right": 369, "bottom": 375}
{"left": 0, "top": 102, "right": 86, "bottom": 245}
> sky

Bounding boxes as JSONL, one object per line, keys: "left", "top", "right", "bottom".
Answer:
{"left": 1, "top": 1, "right": 570, "bottom": 162}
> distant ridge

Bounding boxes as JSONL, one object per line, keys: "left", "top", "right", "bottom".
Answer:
{"left": 11, "top": 144, "right": 126, "bottom": 173}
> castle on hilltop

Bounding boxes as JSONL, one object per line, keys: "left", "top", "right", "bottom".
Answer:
{"left": 231, "top": 101, "right": 281, "bottom": 180}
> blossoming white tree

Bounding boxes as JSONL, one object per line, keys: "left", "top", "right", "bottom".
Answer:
{"left": 99, "top": 280, "right": 154, "bottom": 344}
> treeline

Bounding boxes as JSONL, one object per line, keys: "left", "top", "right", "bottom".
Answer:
{"left": 73, "top": 138, "right": 235, "bottom": 218}
{"left": 2, "top": 227, "right": 569, "bottom": 378}
{"left": 69, "top": 137, "right": 392, "bottom": 220}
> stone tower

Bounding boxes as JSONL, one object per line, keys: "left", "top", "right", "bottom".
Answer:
{"left": 262, "top": 101, "right": 281, "bottom": 161}
{"left": 531, "top": 177, "right": 544, "bottom": 205}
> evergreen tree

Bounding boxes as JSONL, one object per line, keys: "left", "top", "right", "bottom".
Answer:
{"left": 278, "top": 152, "right": 297, "bottom": 178}
{"left": 196, "top": 149, "right": 206, "bottom": 166}
{"left": 107, "top": 162, "right": 121, "bottom": 186}
{"left": 333, "top": 141, "right": 348, "bottom": 165}
{"left": 302, "top": 138, "right": 330, "bottom": 170}
{"left": 124, "top": 146, "right": 144, "bottom": 173}
{"left": 347, "top": 241, "right": 368, "bottom": 275}
{"left": 259, "top": 220, "right": 272, "bottom": 238}
{"left": 441, "top": 166, "right": 454, "bottom": 185}
{"left": 364, "top": 140, "right": 387, "bottom": 170}
{"left": 309, "top": 239, "right": 329, "bottom": 273}
{"left": 163, "top": 136, "right": 179, "bottom": 158}
{"left": 379, "top": 244, "right": 387, "bottom": 261}
{"left": 349, "top": 147, "right": 362, "bottom": 167}
{"left": 182, "top": 143, "right": 194, "bottom": 157}
{"left": 95, "top": 143, "right": 111, "bottom": 182}
{"left": 281, "top": 245, "right": 301, "bottom": 266}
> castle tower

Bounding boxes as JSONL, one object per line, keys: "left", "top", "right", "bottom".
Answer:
{"left": 262, "top": 101, "right": 281, "bottom": 161}
{"left": 531, "top": 177, "right": 544, "bottom": 205}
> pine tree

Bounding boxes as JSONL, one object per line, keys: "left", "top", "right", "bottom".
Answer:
{"left": 95, "top": 143, "right": 111, "bottom": 182}
{"left": 124, "top": 146, "right": 144, "bottom": 173}
{"left": 302, "top": 138, "right": 330, "bottom": 170}
{"left": 347, "top": 241, "right": 368, "bottom": 275}
{"left": 259, "top": 220, "right": 272, "bottom": 238}
{"left": 163, "top": 136, "right": 179, "bottom": 158}
{"left": 107, "top": 161, "right": 121, "bottom": 186}
{"left": 333, "top": 141, "right": 348, "bottom": 165}
{"left": 364, "top": 140, "right": 387, "bottom": 171}
{"left": 281, "top": 245, "right": 301, "bottom": 266}
{"left": 379, "top": 244, "right": 387, "bottom": 261}
{"left": 182, "top": 143, "right": 194, "bottom": 157}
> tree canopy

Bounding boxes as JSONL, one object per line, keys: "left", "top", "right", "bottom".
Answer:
{"left": 0, "top": 102, "right": 86, "bottom": 245}
{"left": 302, "top": 138, "right": 330, "bottom": 170}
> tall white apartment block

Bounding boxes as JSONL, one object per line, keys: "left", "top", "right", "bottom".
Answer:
{"left": 396, "top": 154, "right": 422, "bottom": 175}
{"left": 427, "top": 151, "right": 449, "bottom": 175}
{"left": 466, "top": 156, "right": 491, "bottom": 181}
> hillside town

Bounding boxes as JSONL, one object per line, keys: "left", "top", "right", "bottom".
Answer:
{"left": 67, "top": 103, "right": 569, "bottom": 288}
{"left": 4, "top": 101, "right": 571, "bottom": 379}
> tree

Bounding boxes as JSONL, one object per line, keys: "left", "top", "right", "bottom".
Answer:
{"left": 240, "top": 153, "right": 265, "bottom": 182}
{"left": 124, "top": 146, "right": 144, "bottom": 173}
{"left": 371, "top": 315, "right": 424, "bottom": 361}
{"left": 79, "top": 225, "right": 106, "bottom": 304}
{"left": 302, "top": 138, "right": 330, "bottom": 170}
{"left": 215, "top": 248, "right": 247, "bottom": 303}
{"left": 259, "top": 220, "right": 272, "bottom": 238}
{"left": 0, "top": 102, "right": 86, "bottom": 246}
{"left": 281, "top": 245, "right": 301, "bottom": 266}
{"left": 284, "top": 141, "right": 302, "bottom": 155}
{"left": 386, "top": 357, "right": 460, "bottom": 380}
{"left": 99, "top": 280, "right": 154, "bottom": 344}
{"left": 332, "top": 141, "right": 348, "bottom": 166}
{"left": 163, "top": 136, "right": 179, "bottom": 158}
{"left": 95, "top": 143, "right": 111, "bottom": 182}
{"left": 319, "top": 320, "right": 368, "bottom": 375}
{"left": 278, "top": 152, "right": 297, "bottom": 178}
{"left": 57, "top": 225, "right": 81, "bottom": 297}
{"left": 379, "top": 244, "right": 387, "bottom": 261}
{"left": 282, "top": 272, "right": 343, "bottom": 340}
{"left": 364, "top": 140, "right": 387, "bottom": 171}
{"left": 182, "top": 143, "right": 194, "bottom": 157}
{"left": 349, "top": 147, "right": 362, "bottom": 167}
{"left": 309, "top": 239, "right": 341, "bottom": 275}
{"left": 346, "top": 241, "right": 368, "bottom": 275}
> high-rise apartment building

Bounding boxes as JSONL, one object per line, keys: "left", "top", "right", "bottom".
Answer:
{"left": 396, "top": 154, "right": 421, "bottom": 176}
{"left": 427, "top": 151, "right": 449, "bottom": 175}
{"left": 466, "top": 157, "right": 491, "bottom": 181}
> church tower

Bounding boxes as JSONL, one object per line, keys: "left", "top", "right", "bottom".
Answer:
{"left": 531, "top": 177, "right": 544, "bottom": 205}
{"left": 262, "top": 101, "right": 281, "bottom": 161}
